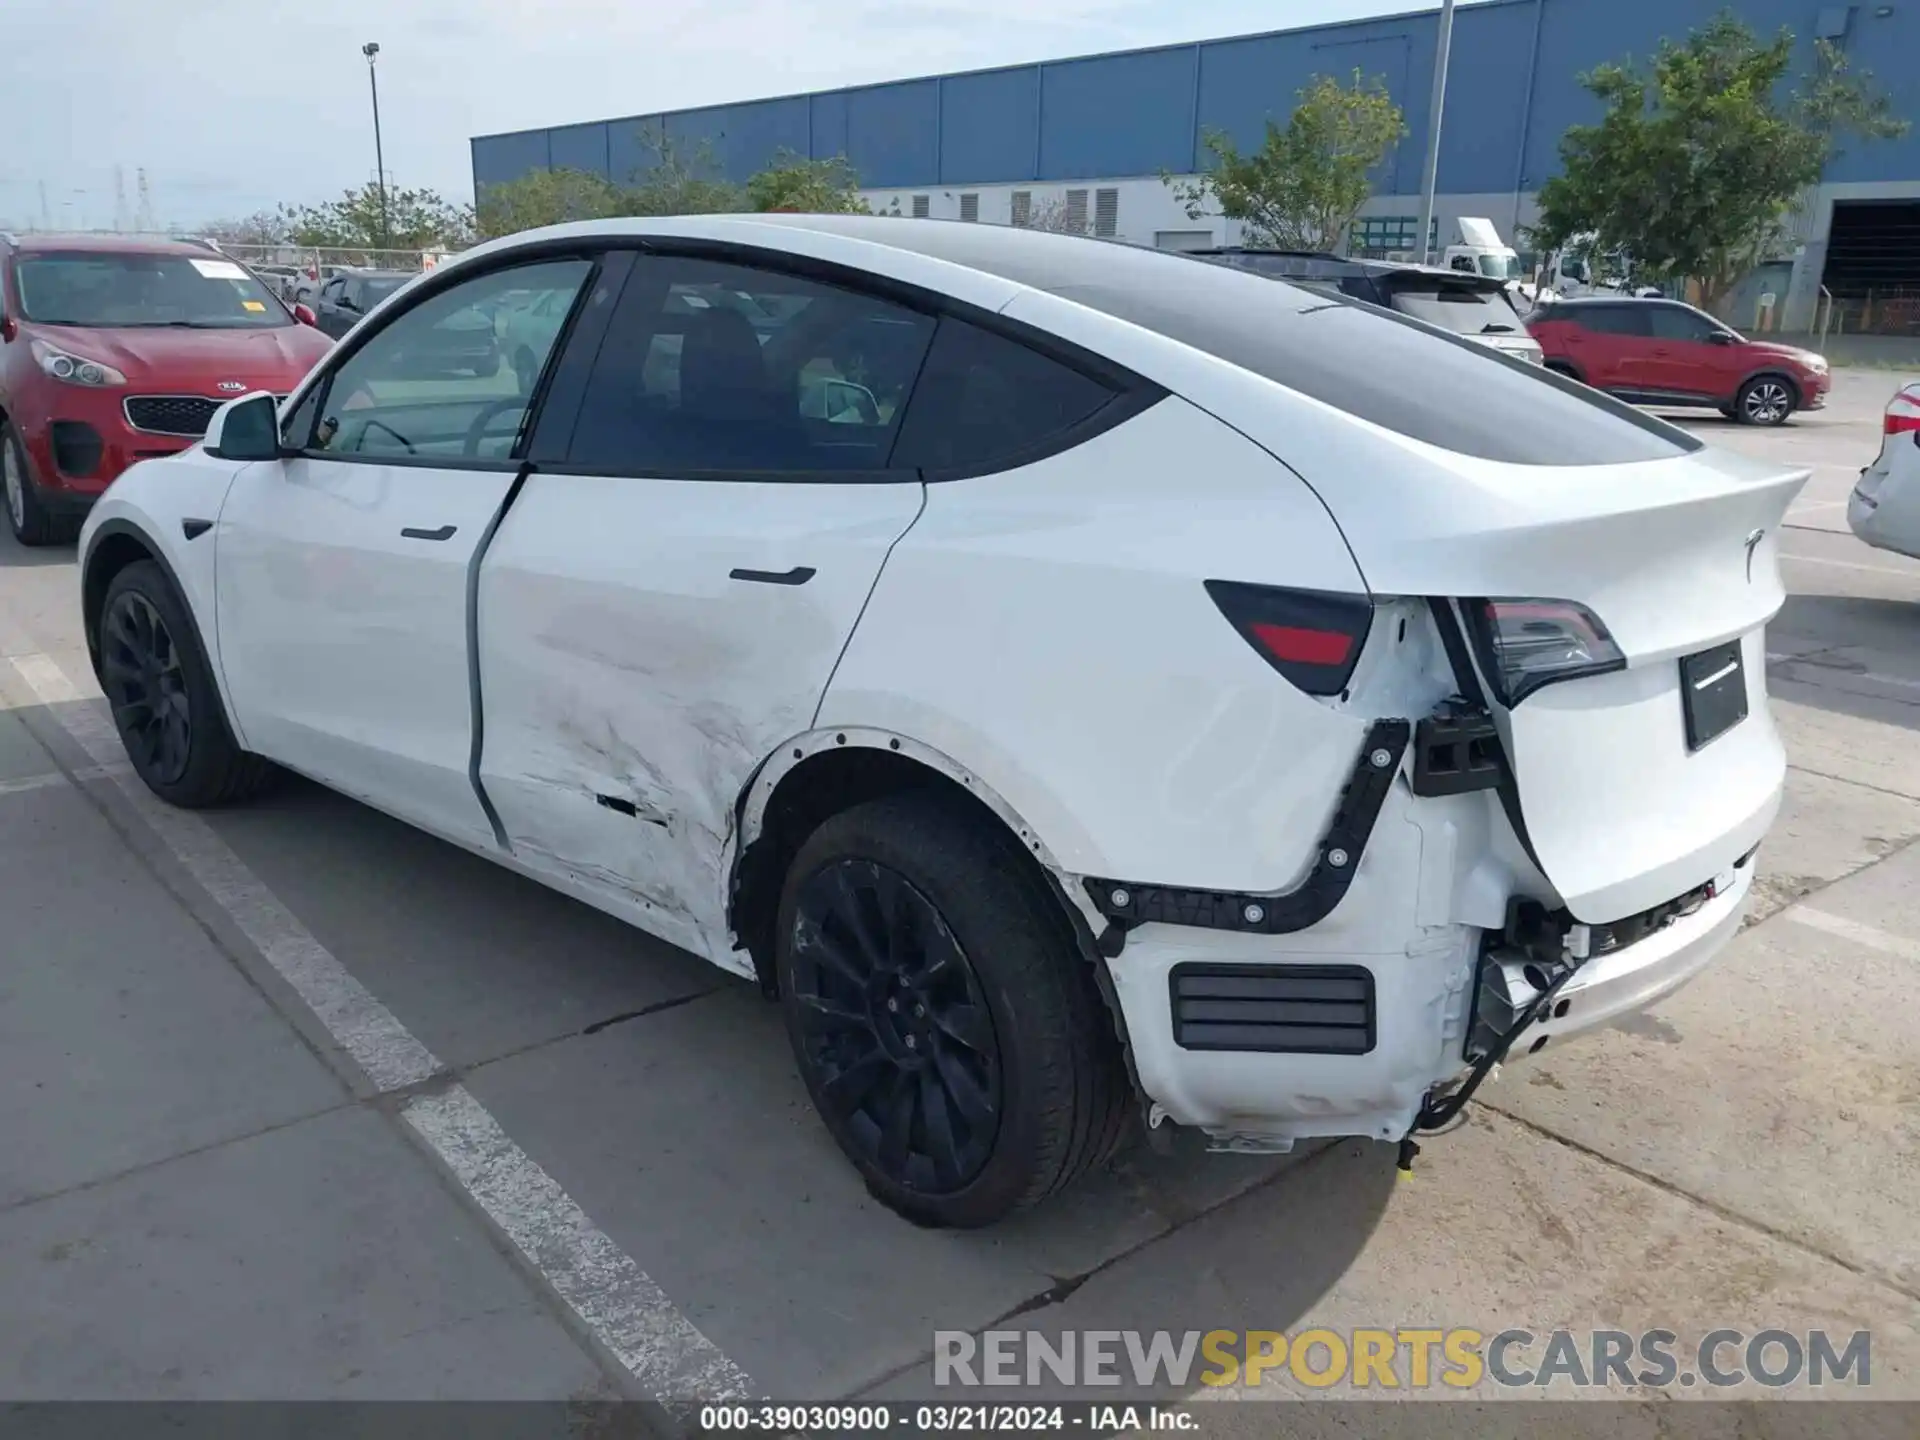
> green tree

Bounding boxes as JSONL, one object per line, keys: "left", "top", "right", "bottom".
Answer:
{"left": 1165, "top": 70, "right": 1406, "bottom": 250}
{"left": 745, "top": 150, "right": 869, "bottom": 213}
{"left": 1530, "top": 11, "right": 1907, "bottom": 311}
{"left": 279, "top": 182, "right": 474, "bottom": 255}
{"left": 621, "top": 125, "right": 747, "bottom": 216}
{"left": 475, "top": 167, "right": 630, "bottom": 240}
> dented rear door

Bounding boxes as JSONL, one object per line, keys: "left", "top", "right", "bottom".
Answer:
{"left": 472, "top": 251, "right": 936, "bottom": 959}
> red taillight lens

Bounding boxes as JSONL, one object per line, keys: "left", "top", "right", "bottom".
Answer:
{"left": 1885, "top": 387, "right": 1920, "bottom": 438}
{"left": 1465, "top": 597, "right": 1625, "bottom": 707}
{"left": 1206, "top": 580, "right": 1374, "bottom": 696}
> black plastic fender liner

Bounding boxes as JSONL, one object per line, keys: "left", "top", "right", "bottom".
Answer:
{"left": 1082, "top": 717, "right": 1411, "bottom": 954}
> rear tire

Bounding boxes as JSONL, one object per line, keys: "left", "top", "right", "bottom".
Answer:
{"left": 776, "top": 793, "right": 1132, "bottom": 1228}
{"left": 96, "top": 561, "right": 275, "bottom": 807}
{"left": 3, "top": 421, "right": 71, "bottom": 547}
{"left": 1735, "top": 375, "right": 1797, "bottom": 426}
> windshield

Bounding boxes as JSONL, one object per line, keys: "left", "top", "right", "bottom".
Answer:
{"left": 1476, "top": 254, "right": 1517, "bottom": 280}
{"left": 15, "top": 251, "right": 292, "bottom": 328}
{"left": 1388, "top": 283, "right": 1524, "bottom": 336}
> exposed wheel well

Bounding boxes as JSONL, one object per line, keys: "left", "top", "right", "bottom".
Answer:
{"left": 81, "top": 531, "right": 163, "bottom": 672}
{"left": 730, "top": 742, "right": 1140, "bottom": 1093}
{"left": 1544, "top": 359, "right": 1582, "bottom": 381}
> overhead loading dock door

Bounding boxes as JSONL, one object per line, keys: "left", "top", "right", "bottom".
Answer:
{"left": 1823, "top": 200, "right": 1920, "bottom": 335}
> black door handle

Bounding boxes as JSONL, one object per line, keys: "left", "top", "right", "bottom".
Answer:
{"left": 401, "top": 524, "right": 457, "bottom": 541}
{"left": 729, "top": 566, "right": 815, "bottom": 586}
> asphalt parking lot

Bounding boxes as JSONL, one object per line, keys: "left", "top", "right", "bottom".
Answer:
{"left": 2, "top": 369, "right": 1917, "bottom": 1420}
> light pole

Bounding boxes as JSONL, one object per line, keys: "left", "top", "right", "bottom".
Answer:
{"left": 1414, "top": 0, "right": 1457, "bottom": 267}
{"left": 362, "top": 41, "right": 390, "bottom": 249}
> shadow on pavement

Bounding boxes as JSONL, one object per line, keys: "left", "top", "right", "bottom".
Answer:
{"left": 1769, "top": 593, "right": 1920, "bottom": 732}
{"left": 0, "top": 533, "right": 79, "bottom": 568}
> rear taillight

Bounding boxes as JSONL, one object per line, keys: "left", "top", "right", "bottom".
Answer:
{"left": 1206, "top": 580, "right": 1374, "bottom": 696}
{"left": 1464, "top": 598, "right": 1625, "bottom": 706}
{"left": 1885, "top": 386, "right": 1920, "bottom": 441}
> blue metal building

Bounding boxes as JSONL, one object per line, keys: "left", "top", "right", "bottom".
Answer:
{"left": 472, "top": 0, "right": 1920, "bottom": 329}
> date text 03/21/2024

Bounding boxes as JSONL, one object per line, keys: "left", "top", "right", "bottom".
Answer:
{"left": 697, "top": 1403, "right": 1197, "bottom": 1433}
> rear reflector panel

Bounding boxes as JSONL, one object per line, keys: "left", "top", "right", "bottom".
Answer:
{"left": 1169, "top": 963, "right": 1376, "bottom": 1054}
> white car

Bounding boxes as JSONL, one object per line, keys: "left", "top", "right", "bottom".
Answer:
{"left": 1849, "top": 380, "right": 1920, "bottom": 560}
{"left": 77, "top": 215, "right": 1807, "bottom": 1228}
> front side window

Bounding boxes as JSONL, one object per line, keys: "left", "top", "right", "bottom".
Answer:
{"left": 300, "top": 258, "right": 591, "bottom": 463}
{"left": 565, "top": 255, "right": 937, "bottom": 474}
{"left": 15, "top": 251, "right": 291, "bottom": 329}
{"left": 1647, "top": 305, "right": 1722, "bottom": 343}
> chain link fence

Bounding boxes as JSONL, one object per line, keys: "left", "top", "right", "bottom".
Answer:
{"left": 1822, "top": 287, "right": 1920, "bottom": 338}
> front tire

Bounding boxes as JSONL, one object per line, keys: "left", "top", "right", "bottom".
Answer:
{"left": 96, "top": 561, "right": 274, "bottom": 807}
{"left": 776, "top": 794, "right": 1132, "bottom": 1227}
{"left": 3, "top": 421, "right": 69, "bottom": 547}
{"left": 1736, "top": 375, "right": 1797, "bottom": 426}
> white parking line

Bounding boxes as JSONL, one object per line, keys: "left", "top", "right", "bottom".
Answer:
{"left": 10, "top": 652, "right": 440, "bottom": 1093}
{"left": 6, "top": 650, "right": 757, "bottom": 1405}
{"left": 0, "top": 772, "right": 69, "bottom": 796}
{"left": 407, "top": 1087, "right": 758, "bottom": 1401}
{"left": 1786, "top": 905, "right": 1920, "bottom": 963}
{"left": 1765, "top": 652, "right": 1920, "bottom": 692}
{"left": 1780, "top": 552, "right": 1920, "bottom": 578}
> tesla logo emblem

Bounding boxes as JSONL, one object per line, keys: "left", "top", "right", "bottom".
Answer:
{"left": 216, "top": 380, "right": 246, "bottom": 393}
{"left": 1744, "top": 528, "right": 1766, "bottom": 581}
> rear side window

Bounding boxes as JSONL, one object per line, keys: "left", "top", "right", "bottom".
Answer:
{"left": 891, "top": 318, "right": 1117, "bottom": 476}
{"left": 1570, "top": 305, "right": 1652, "bottom": 337}
{"left": 564, "top": 254, "right": 936, "bottom": 475}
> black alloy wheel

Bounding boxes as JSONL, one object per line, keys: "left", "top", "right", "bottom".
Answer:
{"left": 93, "top": 560, "right": 273, "bottom": 807}
{"left": 787, "top": 858, "right": 1002, "bottom": 1194}
{"left": 100, "top": 589, "right": 193, "bottom": 786}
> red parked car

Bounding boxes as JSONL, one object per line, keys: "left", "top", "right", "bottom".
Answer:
{"left": 0, "top": 233, "right": 335, "bottom": 545}
{"left": 1526, "top": 295, "right": 1829, "bottom": 426}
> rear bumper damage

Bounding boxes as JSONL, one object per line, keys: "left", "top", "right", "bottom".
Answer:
{"left": 1099, "top": 854, "right": 1754, "bottom": 1148}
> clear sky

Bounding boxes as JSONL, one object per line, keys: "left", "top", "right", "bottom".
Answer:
{"left": 7, "top": 0, "right": 1439, "bottom": 231}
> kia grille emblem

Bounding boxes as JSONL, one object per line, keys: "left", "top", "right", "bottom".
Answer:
{"left": 1744, "top": 528, "right": 1766, "bottom": 582}
{"left": 216, "top": 380, "right": 247, "bottom": 393}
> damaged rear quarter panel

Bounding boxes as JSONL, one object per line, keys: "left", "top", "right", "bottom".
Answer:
{"left": 815, "top": 395, "right": 1377, "bottom": 895}
{"left": 471, "top": 470, "right": 925, "bottom": 965}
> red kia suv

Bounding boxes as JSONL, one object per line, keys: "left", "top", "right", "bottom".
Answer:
{"left": 1526, "top": 296, "right": 1829, "bottom": 426}
{"left": 0, "top": 233, "right": 336, "bottom": 545}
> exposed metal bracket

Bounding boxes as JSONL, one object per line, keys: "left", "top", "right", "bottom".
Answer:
{"left": 1082, "top": 718, "right": 1411, "bottom": 944}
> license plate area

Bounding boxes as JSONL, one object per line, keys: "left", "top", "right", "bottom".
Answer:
{"left": 1679, "top": 640, "right": 1748, "bottom": 751}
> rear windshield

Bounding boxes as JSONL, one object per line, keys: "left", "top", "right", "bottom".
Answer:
{"left": 15, "top": 251, "right": 292, "bottom": 329}
{"left": 1387, "top": 282, "right": 1526, "bottom": 337}
{"left": 809, "top": 223, "right": 1701, "bottom": 467}
{"left": 362, "top": 276, "right": 406, "bottom": 303}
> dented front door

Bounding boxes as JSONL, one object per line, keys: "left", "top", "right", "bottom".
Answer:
{"left": 473, "top": 473, "right": 925, "bottom": 959}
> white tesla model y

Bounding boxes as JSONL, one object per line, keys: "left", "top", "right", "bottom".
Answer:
{"left": 78, "top": 215, "right": 1807, "bottom": 1226}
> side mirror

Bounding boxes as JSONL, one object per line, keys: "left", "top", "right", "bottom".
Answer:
{"left": 1706, "top": 331, "right": 1734, "bottom": 346}
{"left": 203, "top": 393, "right": 283, "bottom": 462}
{"left": 293, "top": 303, "right": 318, "bottom": 327}
{"left": 0, "top": 315, "right": 15, "bottom": 343}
